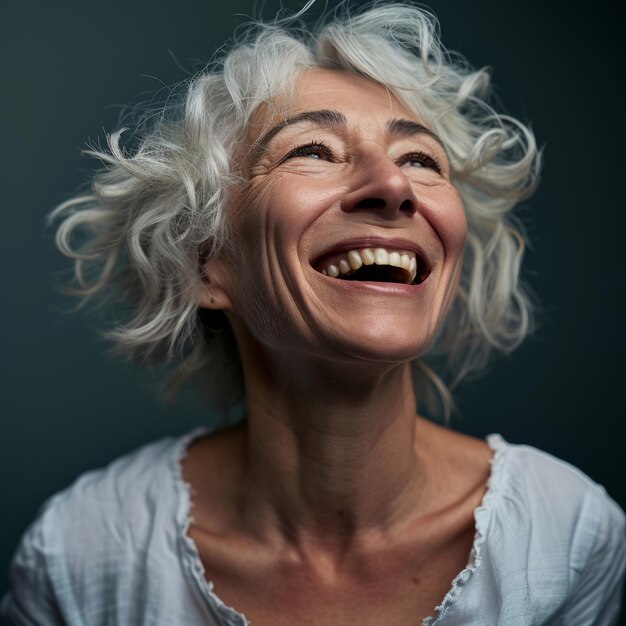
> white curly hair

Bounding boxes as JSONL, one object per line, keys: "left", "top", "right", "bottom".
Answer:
{"left": 50, "top": 1, "right": 541, "bottom": 422}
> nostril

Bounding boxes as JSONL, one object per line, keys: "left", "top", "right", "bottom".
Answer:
{"left": 399, "top": 199, "right": 415, "bottom": 214}
{"left": 354, "top": 197, "right": 386, "bottom": 210}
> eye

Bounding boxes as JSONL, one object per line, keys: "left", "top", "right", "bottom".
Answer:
{"left": 398, "top": 151, "right": 442, "bottom": 174}
{"left": 282, "top": 141, "right": 334, "bottom": 162}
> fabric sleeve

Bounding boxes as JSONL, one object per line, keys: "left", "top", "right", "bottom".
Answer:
{"left": 554, "top": 486, "right": 626, "bottom": 626}
{"left": 0, "top": 503, "right": 66, "bottom": 626}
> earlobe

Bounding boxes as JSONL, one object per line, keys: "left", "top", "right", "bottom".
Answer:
{"left": 198, "top": 262, "right": 235, "bottom": 312}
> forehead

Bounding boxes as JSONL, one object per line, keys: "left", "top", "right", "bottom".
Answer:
{"left": 247, "top": 68, "right": 422, "bottom": 143}
{"left": 291, "top": 68, "right": 414, "bottom": 117}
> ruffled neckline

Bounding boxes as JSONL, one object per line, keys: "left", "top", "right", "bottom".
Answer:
{"left": 421, "top": 432, "right": 509, "bottom": 625}
{"left": 172, "top": 427, "right": 510, "bottom": 626}
{"left": 173, "top": 425, "right": 248, "bottom": 625}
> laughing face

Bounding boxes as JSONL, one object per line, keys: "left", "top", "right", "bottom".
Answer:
{"left": 201, "top": 69, "right": 467, "bottom": 368}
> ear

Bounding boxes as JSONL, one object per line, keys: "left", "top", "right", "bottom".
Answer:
{"left": 198, "top": 256, "right": 236, "bottom": 313}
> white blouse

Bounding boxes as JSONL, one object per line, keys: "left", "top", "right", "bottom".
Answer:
{"left": 2, "top": 426, "right": 625, "bottom": 625}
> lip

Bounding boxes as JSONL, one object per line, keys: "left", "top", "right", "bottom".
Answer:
{"left": 316, "top": 273, "right": 431, "bottom": 295}
{"left": 310, "top": 236, "right": 433, "bottom": 272}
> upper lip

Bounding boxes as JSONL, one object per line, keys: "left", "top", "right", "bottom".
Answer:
{"left": 310, "top": 237, "right": 433, "bottom": 271}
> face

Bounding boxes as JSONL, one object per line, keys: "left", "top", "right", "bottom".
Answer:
{"left": 203, "top": 69, "right": 467, "bottom": 367}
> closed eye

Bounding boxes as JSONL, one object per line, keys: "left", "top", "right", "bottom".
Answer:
{"left": 282, "top": 141, "right": 334, "bottom": 163}
{"left": 398, "top": 151, "right": 442, "bottom": 174}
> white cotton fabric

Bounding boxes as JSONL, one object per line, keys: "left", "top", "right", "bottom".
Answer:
{"left": 1, "top": 426, "right": 625, "bottom": 626}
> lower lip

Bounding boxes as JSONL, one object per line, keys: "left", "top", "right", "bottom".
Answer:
{"left": 317, "top": 273, "right": 430, "bottom": 295}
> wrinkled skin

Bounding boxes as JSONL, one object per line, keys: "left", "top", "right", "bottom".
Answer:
{"left": 190, "top": 69, "right": 490, "bottom": 625}
{"left": 202, "top": 69, "right": 466, "bottom": 371}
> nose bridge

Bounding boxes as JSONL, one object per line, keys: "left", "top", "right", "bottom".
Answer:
{"left": 341, "top": 145, "right": 416, "bottom": 216}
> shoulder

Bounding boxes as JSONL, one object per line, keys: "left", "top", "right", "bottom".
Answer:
{"left": 43, "top": 431, "right": 186, "bottom": 543}
{"left": 1, "top": 428, "right": 207, "bottom": 625}
{"left": 493, "top": 436, "right": 625, "bottom": 536}
{"left": 483, "top": 435, "right": 626, "bottom": 622}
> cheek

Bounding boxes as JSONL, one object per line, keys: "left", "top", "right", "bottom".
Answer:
{"left": 232, "top": 175, "right": 298, "bottom": 245}
{"left": 447, "top": 203, "right": 468, "bottom": 255}
{"left": 425, "top": 187, "right": 467, "bottom": 257}
{"left": 236, "top": 174, "right": 338, "bottom": 266}
{"left": 221, "top": 181, "right": 307, "bottom": 330}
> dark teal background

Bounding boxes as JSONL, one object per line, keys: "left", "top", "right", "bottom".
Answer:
{"left": 2, "top": 0, "right": 625, "bottom": 620}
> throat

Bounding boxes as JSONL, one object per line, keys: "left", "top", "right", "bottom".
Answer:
{"left": 231, "top": 351, "right": 428, "bottom": 550}
{"left": 239, "top": 406, "right": 427, "bottom": 551}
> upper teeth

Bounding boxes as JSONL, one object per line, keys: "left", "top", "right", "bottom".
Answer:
{"left": 319, "top": 248, "right": 420, "bottom": 283}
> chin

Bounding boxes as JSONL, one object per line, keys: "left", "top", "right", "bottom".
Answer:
{"left": 324, "top": 322, "right": 434, "bottom": 365}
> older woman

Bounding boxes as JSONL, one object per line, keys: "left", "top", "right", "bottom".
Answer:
{"left": 2, "top": 3, "right": 624, "bottom": 625}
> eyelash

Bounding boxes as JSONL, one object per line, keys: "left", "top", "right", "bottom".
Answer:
{"left": 398, "top": 151, "right": 442, "bottom": 175}
{"left": 282, "top": 140, "right": 334, "bottom": 162}
{"left": 282, "top": 140, "right": 442, "bottom": 174}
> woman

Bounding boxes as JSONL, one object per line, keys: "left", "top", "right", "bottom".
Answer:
{"left": 2, "top": 3, "right": 624, "bottom": 625}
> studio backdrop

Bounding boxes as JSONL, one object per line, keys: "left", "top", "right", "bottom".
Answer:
{"left": 1, "top": 0, "right": 624, "bottom": 618}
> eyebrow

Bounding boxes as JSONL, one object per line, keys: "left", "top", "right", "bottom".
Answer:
{"left": 251, "top": 108, "right": 448, "bottom": 161}
{"left": 253, "top": 109, "right": 347, "bottom": 153}
{"left": 386, "top": 118, "right": 448, "bottom": 158}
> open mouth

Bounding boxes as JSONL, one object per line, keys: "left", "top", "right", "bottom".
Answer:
{"left": 313, "top": 247, "right": 431, "bottom": 286}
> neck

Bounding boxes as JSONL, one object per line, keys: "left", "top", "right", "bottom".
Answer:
{"left": 233, "top": 342, "right": 434, "bottom": 557}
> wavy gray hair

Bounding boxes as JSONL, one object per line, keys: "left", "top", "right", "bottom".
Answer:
{"left": 51, "top": 2, "right": 541, "bottom": 422}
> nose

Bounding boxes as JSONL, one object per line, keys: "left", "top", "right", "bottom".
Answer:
{"left": 340, "top": 151, "right": 417, "bottom": 218}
